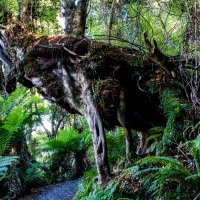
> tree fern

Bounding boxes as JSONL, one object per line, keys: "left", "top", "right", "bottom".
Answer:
{"left": 0, "top": 87, "right": 42, "bottom": 154}
{"left": 41, "top": 128, "right": 92, "bottom": 181}
{"left": 45, "top": 128, "right": 91, "bottom": 153}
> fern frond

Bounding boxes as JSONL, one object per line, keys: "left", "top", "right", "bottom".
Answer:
{"left": 135, "top": 156, "right": 189, "bottom": 172}
{"left": 146, "top": 134, "right": 162, "bottom": 141}
{"left": 106, "top": 129, "right": 126, "bottom": 166}
{"left": 79, "top": 180, "right": 124, "bottom": 200}
{"left": 124, "top": 165, "right": 139, "bottom": 175}
{"left": 136, "top": 156, "right": 194, "bottom": 183}
{"left": 191, "top": 135, "right": 200, "bottom": 175}
{"left": 148, "top": 126, "right": 164, "bottom": 134}
{"left": 133, "top": 167, "right": 161, "bottom": 178}
{"left": 45, "top": 139, "right": 68, "bottom": 151}
{"left": 194, "top": 192, "right": 200, "bottom": 200}
{"left": 0, "top": 156, "right": 19, "bottom": 180}
{"left": 0, "top": 107, "right": 31, "bottom": 154}
{"left": 44, "top": 128, "right": 92, "bottom": 155}
{"left": 25, "top": 162, "right": 41, "bottom": 182}
{"left": 0, "top": 167, "right": 8, "bottom": 174}
{"left": 133, "top": 155, "right": 198, "bottom": 199}
{"left": 74, "top": 170, "right": 97, "bottom": 200}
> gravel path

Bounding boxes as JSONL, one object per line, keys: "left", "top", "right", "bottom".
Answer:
{"left": 20, "top": 180, "right": 80, "bottom": 200}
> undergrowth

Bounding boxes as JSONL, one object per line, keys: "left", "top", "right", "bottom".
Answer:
{"left": 74, "top": 170, "right": 126, "bottom": 200}
{"left": 0, "top": 156, "right": 19, "bottom": 181}
{"left": 124, "top": 134, "right": 200, "bottom": 199}
{"left": 160, "top": 89, "right": 191, "bottom": 151}
{"left": 73, "top": 170, "right": 97, "bottom": 200}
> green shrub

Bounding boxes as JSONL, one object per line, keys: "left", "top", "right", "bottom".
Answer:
{"left": 23, "top": 162, "right": 41, "bottom": 182}
{"left": 160, "top": 90, "right": 191, "bottom": 150}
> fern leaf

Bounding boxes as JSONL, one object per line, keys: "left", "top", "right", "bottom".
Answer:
{"left": 135, "top": 156, "right": 189, "bottom": 172}
{"left": 0, "top": 156, "right": 19, "bottom": 179}
{"left": 146, "top": 134, "right": 162, "bottom": 141}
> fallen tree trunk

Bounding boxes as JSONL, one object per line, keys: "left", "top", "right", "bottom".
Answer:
{"left": 0, "top": 23, "right": 179, "bottom": 183}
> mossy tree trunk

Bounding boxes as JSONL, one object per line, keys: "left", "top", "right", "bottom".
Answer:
{"left": 0, "top": 25, "right": 180, "bottom": 183}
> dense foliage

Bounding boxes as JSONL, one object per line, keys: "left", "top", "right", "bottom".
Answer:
{"left": 0, "top": 0, "right": 200, "bottom": 199}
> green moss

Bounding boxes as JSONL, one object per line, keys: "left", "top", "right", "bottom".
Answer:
{"left": 93, "top": 79, "right": 121, "bottom": 129}
{"left": 127, "top": 56, "right": 143, "bottom": 67}
{"left": 93, "top": 79, "right": 110, "bottom": 108}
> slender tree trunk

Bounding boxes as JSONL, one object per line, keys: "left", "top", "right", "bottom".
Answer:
{"left": 26, "top": 101, "right": 33, "bottom": 151}
{"left": 59, "top": 62, "right": 111, "bottom": 184}
{"left": 15, "top": 135, "right": 32, "bottom": 170}
{"left": 0, "top": 64, "right": 8, "bottom": 99}
{"left": 117, "top": 91, "right": 134, "bottom": 163}
{"left": 74, "top": 152, "right": 86, "bottom": 178}
{"left": 34, "top": 102, "right": 51, "bottom": 137}
{"left": 107, "top": 0, "right": 119, "bottom": 43}
{"left": 61, "top": 0, "right": 89, "bottom": 37}
{"left": 19, "top": 0, "right": 34, "bottom": 32}
{"left": 80, "top": 77, "right": 110, "bottom": 184}
{"left": 85, "top": 110, "right": 110, "bottom": 184}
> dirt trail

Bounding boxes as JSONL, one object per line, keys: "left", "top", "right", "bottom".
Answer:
{"left": 20, "top": 180, "right": 80, "bottom": 200}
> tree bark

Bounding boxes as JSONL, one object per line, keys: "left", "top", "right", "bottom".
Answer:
{"left": 74, "top": 152, "right": 87, "bottom": 178}
{"left": 61, "top": 0, "right": 89, "bottom": 37}
{"left": 19, "top": 0, "right": 34, "bottom": 31}
{"left": 15, "top": 134, "right": 32, "bottom": 170}
{"left": 107, "top": 0, "right": 119, "bottom": 43}
{"left": 0, "top": 26, "right": 178, "bottom": 184}
{"left": 117, "top": 90, "right": 134, "bottom": 163}
{"left": 82, "top": 85, "right": 110, "bottom": 183}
